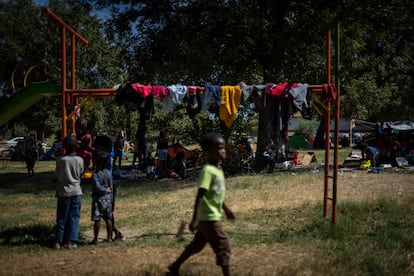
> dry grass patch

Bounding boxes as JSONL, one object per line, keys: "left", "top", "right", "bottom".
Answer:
{"left": 1, "top": 160, "right": 413, "bottom": 275}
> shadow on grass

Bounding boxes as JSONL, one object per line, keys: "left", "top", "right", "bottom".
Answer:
{"left": 0, "top": 169, "right": 197, "bottom": 196}
{"left": 0, "top": 171, "right": 56, "bottom": 194}
{"left": 0, "top": 224, "right": 55, "bottom": 247}
{"left": 0, "top": 224, "right": 91, "bottom": 248}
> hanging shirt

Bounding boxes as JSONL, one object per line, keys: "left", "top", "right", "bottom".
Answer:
{"left": 201, "top": 85, "right": 221, "bottom": 112}
{"left": 163, "top": 84, "right": 187, "bottom": 112}
{"left": 152, "top": 85, "right": 169, "bottom": 100}
{"left": 289, "top": 83, "right": 308, "bottom": 110}
{"left": 266, "top": 82, "right": 297, "bottom": 98}
{"left": 130, "top": 84, "right": 152, "bottom": 98}
{"left": 240, "top": 83, "right": 253, "bottom": 104}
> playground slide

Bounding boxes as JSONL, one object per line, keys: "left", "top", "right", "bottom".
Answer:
{"left": 0, "top": 81, "right": 57, "bottom": 126}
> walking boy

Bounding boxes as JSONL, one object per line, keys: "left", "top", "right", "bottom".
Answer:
{"left": 89, "top": 150, "right": 113, "bottom": 244}
{"left": 54, "top": 135, "right": 84, "bottom": 249}
{"left": 167, "top": 133, "right": 235, "bottom": 276}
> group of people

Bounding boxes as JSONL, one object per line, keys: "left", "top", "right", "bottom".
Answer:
{"left": 53, "top": 118, "right": 125, "bottom": 250}
{"left": 359, "top": 125, "right": 411, "bottom": 168}
{"left": 53, "top": 122, "right": 237, "bottom": 275}
{"left": 130, "top": 130, "right": 190, "bottom": 180}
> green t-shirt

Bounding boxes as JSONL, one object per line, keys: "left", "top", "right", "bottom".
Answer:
{"left": 197, "top": 164, "right": 225, "bottom": 221}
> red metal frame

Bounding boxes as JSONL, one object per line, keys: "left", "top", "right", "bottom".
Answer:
{"left": 42, "top": 8, "right": 117, "bottom": 138}
{"left": 307, "top": 25, "right": 341, "bottom": 225}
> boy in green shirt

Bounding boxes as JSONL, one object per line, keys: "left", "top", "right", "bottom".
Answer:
{"left": 167, "top": 133, "right": 235, "bottom": 276}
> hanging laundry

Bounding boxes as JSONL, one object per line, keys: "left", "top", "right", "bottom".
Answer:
{"left": 289, "top": 83, "right": 308, "bottom": 110}
{"left": 219, "top": 85, "right": 242, "bottom": 127}
{"left": 201, "top": 84, "right": 221, "bottom": 112}
{"left": 239, "top": 82, "right": 253, "bottom": 104}
{"left": 141, "top": 93, "right": 154, "bottom": 120}
{"left": 266, "top": 95, "right": 293, "bottom": 148}
{"left": 266, "top": 82, "right": 297, "bottom": 98}
{"left": 186, "top": 86, "right": 202, "bottom": 118}
{"left": 163, "top": 84, "right": 187, "bottom": 112}
{"left": 152, "top": 85, "right": 169, "bottom": 100}
{"left": 116, "top": 83, "right": 145, "bottom": 105}
{"left": 247, "top": 84, "right": 266, "bottom": 110}
{"left": 322, "top": 83, "right": 337, "bottom": 101}
{"left": 130, "top": 83, "right": 153, "bottom": 98}
{"left": 186, "top": 86, "right": 198, "bottom": 109}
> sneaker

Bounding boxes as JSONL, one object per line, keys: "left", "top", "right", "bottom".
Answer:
{"left": 65, "top": 241, "right": 78, "bottom": 249}
{"left": 53, "top": 241, "right": 61, "bottom": 249}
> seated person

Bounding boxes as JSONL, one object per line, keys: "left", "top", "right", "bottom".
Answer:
{"left": 360, "top": 142, "right": 380, "bottom": 167}
{"left": 171, "top": 151, "right": 186, "bottom": 180}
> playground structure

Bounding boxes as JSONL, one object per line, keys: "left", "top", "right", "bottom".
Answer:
{"left": 0, "top": 82, "right": 57, "bottom": 126}
{"left": 40, "top": 8, "right": 118, "bottom": 137}
{"left": 0, "top": 8, "right": 343, "bottom": 224}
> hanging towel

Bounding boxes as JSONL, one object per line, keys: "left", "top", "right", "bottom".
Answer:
{"left": 219, "top": 85, "right": 242, "bottom": 127}
{"left": 163, "top": 84, "right": 187, "bottom": 112}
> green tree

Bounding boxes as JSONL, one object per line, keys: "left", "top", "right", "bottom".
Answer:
{"left": 340, "top": 0, "right": 414, "bottom": 120}
{"left": 0, "top": 0, "right": 127, "bottom": 140}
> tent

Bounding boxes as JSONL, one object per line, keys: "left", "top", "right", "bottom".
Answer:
{"left": 285, "top": 133, "right": 314, "bottom": 149}
{"left": 168, "top": 143, "right": 201, "bottom": 160}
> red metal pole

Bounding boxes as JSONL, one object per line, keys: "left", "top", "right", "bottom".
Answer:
{"left": 42, "top": 8, "right": 88, "bottom": 46}
{"left": 61, "top": 27, "right": 67, "bottom": 140}
{"left": 332, "top": 21, "right": 341, "bottom": 225}
{"left": 71, "top": 33, "right": 77, "bottom": 134}
{"left": 323, "top": 30, "right": 331, "bottom": 217}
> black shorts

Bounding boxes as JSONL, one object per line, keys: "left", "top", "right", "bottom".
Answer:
{"left": 91, "top": 198, "right": 112, "bottom": 221}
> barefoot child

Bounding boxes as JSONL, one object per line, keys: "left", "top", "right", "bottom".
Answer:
{"left": 89, "top": 150, "right": 113, "bottom": 244}
{"left": 167, "top": 133, "right": 235, "bottom": 276}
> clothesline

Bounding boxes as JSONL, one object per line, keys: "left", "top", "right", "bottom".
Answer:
{"left": 116, "top": 82, "right": 337, "bottom": 128}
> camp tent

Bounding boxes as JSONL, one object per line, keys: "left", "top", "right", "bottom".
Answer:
{"left": 168, "top": 143, "right": 201, "bottom": 160}
{"left": 285, "top": 133, "right": 314, "bottom": 149}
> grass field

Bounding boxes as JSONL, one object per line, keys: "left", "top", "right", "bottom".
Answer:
{"left": 0, "top": 152, "right": 413, "bottom": 275}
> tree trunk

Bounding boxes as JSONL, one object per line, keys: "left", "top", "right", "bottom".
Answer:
{"left": 254, "top": 107, "right": 272, "bottom": 171}
{"left": 313, "top": 118, "right": 326, "bottom": 149}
